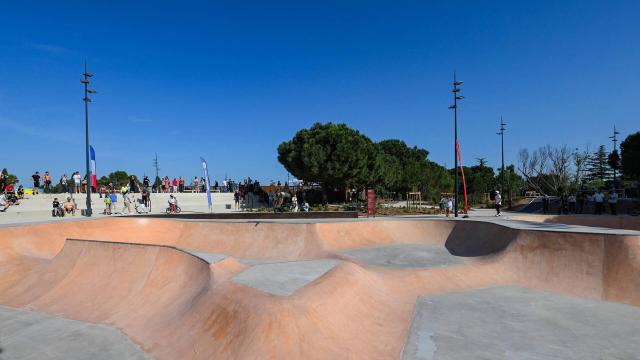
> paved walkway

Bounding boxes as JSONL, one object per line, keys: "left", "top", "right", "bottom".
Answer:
{"left": 0, "top": 306, "right": 147, "bottom": 360}
{"left": 402, "top": 286, "right": 640, "bottom": 360}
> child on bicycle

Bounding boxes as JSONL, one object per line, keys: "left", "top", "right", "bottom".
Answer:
{"left": 168, "top": 194, "right": 178, "bottom": 213}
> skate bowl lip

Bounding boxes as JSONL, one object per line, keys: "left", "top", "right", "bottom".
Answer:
{"left": 135, "top": 211, "right": 359, "bottom": 220}
{"left": 2, "top": 214, "right": 639, "bottom": 237}
{"left": 510, "top": 213, "right": 640, "bottom": 232}
{"left": 63, "top": 238, "right": 213, "bottom": 265}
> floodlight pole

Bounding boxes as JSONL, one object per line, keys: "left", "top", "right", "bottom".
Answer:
{"left": 609, "top": 125, "right": 619, "bottom": 186}
{"left": 498, "top": 117, "right": 506, "bottom": 193}
{"left": 449, "top": 73, "right": 463, "bottom": 217}
{"left": 81, "top": 62, "right": 96, "bottom": 217}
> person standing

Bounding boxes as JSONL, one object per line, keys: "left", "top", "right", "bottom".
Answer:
{"left": 234, "top": 189, "right": 240, "bottom": 210}
{"left": 73, "top": 172, "right": 82, "bottom": 194}
{"left": 608, "top": 191, "right": 618, "bottom": 215}
{"left": 446, "top": 197, "right": 453, "bottom": 218}
{"left": 141, "top": 186, "right": 150, "bottom": 208}
{"left": 122, "top": 187, "right": 132, "bottom": 214}
{"left": 179, "top": 176, "right": 185, "bottom": 193}
{"left": 104, "top": 192, "right": 112, "bottom": 215}
{"left": 494, "top": 190, "right": 502, "bottom": 217}
{"left": 542, "top": 194, "right": 550, "bottom": 214}
{"left": 43, "top": 171, "right": 52, "bottom": 193}
{"left": 172, "top": 178, "right": 178, "bottom": 193}
{"left": 568, "top": 193, "right": 577, "bottom": 214}
{"left": 32, "top": 171, "right": 41, "bottom": 195}
{"left": 193, "top": 177, "right": 200, "bottom": 193}
{"left": 593, "top": 190, "right": 605, "bottom": 215}
{"left": 60, "top": 174, "right": 69, "bottom": 194}
{"left": 129, "top": 176, "right": 138, "bottom": 193}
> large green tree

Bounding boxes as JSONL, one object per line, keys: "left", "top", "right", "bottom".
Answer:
{"left": 377, "top": 139, "right": 430, "bottom": 193}
{"left": 620, "top": 132, "right": 640, "bottom": 180}
{"left": 278, "top": 123, "right": 453, "bottom": 202}
{"left": 371, "top": 139, "right": 451, "bottom": 201}
{"left": 278, "top": 123, "right": 374, "bottom": 198}
{"left": 98, "top": 171, "right": 131, "bottom": 187}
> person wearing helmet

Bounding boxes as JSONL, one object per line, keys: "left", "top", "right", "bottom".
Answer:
{"left": 494, "top": 190, "right": 502, "bottom": 217}
{"left": 121, "top": 187, "right": 132, "bottom": 214}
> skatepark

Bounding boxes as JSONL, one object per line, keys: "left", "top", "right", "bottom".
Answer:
{"left": 1, "top": 215, "right": 639, "bottom": 359}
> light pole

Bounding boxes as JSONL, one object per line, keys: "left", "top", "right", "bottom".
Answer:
{"left": 609, "top": 125, "right": 620, "bottom": 186}
{"left": 153, "top": 153, "right": 160, "bottom": 191}
{"left": 449, "top": 72, "right": 464, "bottom": 217}
{"left": 497, "top": 117, "right": 506, "bottom": 193}
{"left": 81, "top": 63, "right": 96, "bottom": 216}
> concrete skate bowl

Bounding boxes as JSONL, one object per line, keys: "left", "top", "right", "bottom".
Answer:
{"left": 0, "top": 218, "right": 639, "bottom": 359}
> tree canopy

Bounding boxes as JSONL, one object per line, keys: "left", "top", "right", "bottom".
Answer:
{"left": 98, "top": 171, "right": 131, "bottom": 187}
{"left": 277, "top": 122, "right": 451, "bottom": 201}
{"left": 277, "top": 123, "right": 373, "bottom": 192}
{"left": 621, "top": 132, "right": 640, "bottom": 180}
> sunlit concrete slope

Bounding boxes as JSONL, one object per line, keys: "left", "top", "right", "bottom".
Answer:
{"left": 512, "top": 214, "right": 640, "bottom": 231}
{"left": 0, "top": 218, "right": 638, "bottom": 359}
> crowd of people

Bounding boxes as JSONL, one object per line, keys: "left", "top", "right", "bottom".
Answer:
{"left": 542, "top": 189, "right": 621, "bottom": 215}
{"left": 1, "top": 169, "right": 295, "bottom": 214}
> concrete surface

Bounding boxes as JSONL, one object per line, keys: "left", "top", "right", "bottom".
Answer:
{"left": 341, "top": 244, "right": 463, "bottom": 268}
{"left": 0, "top": 217, "right": 639, "bottom": 359}
{"left": 232, "top": 259, "right": 339, "bottom": 296}
{"left": 0, "top": 305, "right": 147, "bottom": 360}
{"left": 402, "top": 286, "right": 640, "bottom": 360}
{"left": 187, "top": 251, "right": 228, "bottom": 264}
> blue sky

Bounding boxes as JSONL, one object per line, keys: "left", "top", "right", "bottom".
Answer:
{"left": 1, "top": 1, "right": 639, "bottom": 185}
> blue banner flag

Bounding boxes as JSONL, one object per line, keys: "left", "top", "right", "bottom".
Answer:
{"left": 200, "top": 157, "right": 212, "bottom": 210}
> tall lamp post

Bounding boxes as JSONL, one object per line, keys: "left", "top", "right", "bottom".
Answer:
{"left": 449, "top": 73, "right": 464, "bottom": 217}
{"left": 81, "top": 63, "right": 96, "bottom": 216}
{"left": 609, "top": 125, "right": 620, "bottom": 187}
{"left": 497, "top": 117, "right": 506, "bottom": 193}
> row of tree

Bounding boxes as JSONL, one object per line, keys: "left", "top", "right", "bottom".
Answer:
{"left": 278, "top": 122, "right": 520, "bottom": 203}
{"left": 517, "top": 132, "right": 640, "bottom": 195}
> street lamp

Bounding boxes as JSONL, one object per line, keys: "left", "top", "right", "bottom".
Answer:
{"left": 497, "top": 117, "right": 506, "bottom": 193}
{"left": 449, "top": 72, "right": 464, "bottom": 217}
{"left": 609, "top": 125, "right": 620, "bottom": 187}
{"left": 81, "top": 62, "right": 97, "bottom": 216}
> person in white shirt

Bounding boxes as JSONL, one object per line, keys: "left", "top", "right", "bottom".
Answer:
{"left": 608, "top": 191, "right": 618, "bottom": 215}
{"left": 0, "top": 194, "right": 10, "bottom": 212}
{"left": 73, "top": 172, "right": 82, "bottom": 194}
{"left": 494, "top": 190, "right": 502, "bottom": 216}
{"left": 168, "top": 194, "right": 178, "bottom": 213}
{"left": 593, "top": 190, "right": 605, "bottom": 215}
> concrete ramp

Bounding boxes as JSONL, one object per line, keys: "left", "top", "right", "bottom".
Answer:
{"left": 0, "top": 218, "right": 638, "bottom": 359}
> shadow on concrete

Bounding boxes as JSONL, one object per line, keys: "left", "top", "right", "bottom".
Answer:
{"left": 445, "top": 221, "right": 518, "bottom": 257}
